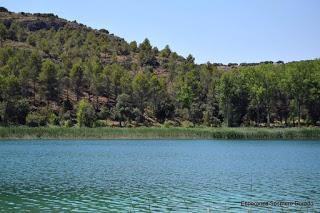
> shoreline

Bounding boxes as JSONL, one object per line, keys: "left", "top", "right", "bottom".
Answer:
{"left": 0, "top": 127, "right": 320, "bottom": 140}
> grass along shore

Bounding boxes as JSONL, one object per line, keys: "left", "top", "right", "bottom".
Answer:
{"left": 0, "top": 127, "right": 319, "bottom": 140}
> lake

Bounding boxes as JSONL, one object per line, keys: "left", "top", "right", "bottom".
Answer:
{"left": 0, "top": 140, "right": 319, "bottom": 212}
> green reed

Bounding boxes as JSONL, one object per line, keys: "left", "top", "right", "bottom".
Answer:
{"left": 0, "top": 126, "right": 319, "bottom": 140}
{"left": 0, "top": 127, "right": 320, "bottom": 139}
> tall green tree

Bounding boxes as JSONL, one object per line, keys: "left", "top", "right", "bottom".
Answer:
{"left": 114, "top": 93, "right": 133, "bottom": 126}
{"left": 0, "top": 23, "right": 7, "bottom": 47}
{"left": 247, "top": 65, "right": 278, "bottom": 126}
{"left": 70, "top": 62, "right": 85, "bottom": 101}
{"left": 284, "top": 62, "right": 312, "bottom": 127}
{"left": 38, "top": 60, "right": 59, "bottom": 106}
{"left": 28, "top": 51, "right": 42, "bottom": 104}
{"left": 132, "top": 72, "right": 150, "bottom": 113}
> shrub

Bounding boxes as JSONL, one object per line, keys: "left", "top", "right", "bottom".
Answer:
{"left": 181, "top": 120, "right": 194, "bottom": 128}
{"left": 133, "top": 108, "right": 144, "bottom": 123}
{"left": 63, "top": 99, "right": 73, "bottom": 111}
{"left": 163, "top": 120, "right": 176, "bottom": 128}
{"left": 26, "top": 112, "right": 47, "bottom": 127}
{"left": 2, "top": 100, "right": 30, "bottom": 125}
{"left": 48, "top": 113, "right": 59, "bottom": 126}
{"left": 97, "top": 106, "right": 110, "bottom": 120}
{"left": 63, "top": 120, "right": 72, "bottom": 128}
{"left": 94, "top": 120, "right": 107, "bottom": 127}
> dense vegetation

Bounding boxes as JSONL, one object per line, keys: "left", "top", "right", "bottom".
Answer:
{"left": 1, "top": 127, "right": 319, "bottom": 140}
{"left": 0, "top": 8, "right": 319, "bottom": 128}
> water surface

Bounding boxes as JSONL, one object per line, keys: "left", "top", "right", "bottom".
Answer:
{"left": 0, "top": 140, "right": 319, "bottom": 212}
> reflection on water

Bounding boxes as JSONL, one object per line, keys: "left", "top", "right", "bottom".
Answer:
{"left": 0, "top": 140, "right": 319, "bottom": 212}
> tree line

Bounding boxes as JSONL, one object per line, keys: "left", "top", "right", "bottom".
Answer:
{"left": 0, "top": 9, "right": 319, "bottom": 127}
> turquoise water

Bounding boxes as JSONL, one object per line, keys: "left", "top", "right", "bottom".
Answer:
{"left": 0, "top": 140, "right": 319, "bottom": 212}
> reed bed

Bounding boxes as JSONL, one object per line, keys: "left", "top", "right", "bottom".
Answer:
{"left": 0, "top": 127, "right": 319, "bottom": 140}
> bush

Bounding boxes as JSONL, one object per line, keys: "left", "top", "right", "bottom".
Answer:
{"left": 203, "top": 111, "right": 221, "bottom": 127}
{"left": 2, "top": 100, "right": 30, "bottom": 125}
{"left": 163, "top": 120, "right": 176, "bottom": 128}
{"left": 63, "top": 120, "right": 72, "bottom": 128}
{"left": 155, "top": 99, "right": 175, "bottom": 123}
{"left": 181, "top": 120, "right": 194, "bottom": 128}
{"left": 97, "top": 106, "right": 110, "bottom": 120}
{"left": 26, "top": 112, "right": 47, "bottom": 127}
{"left": 63, "top": 99, "right": 73, "bottom": 111}
{"left": 48, "top": 113, "right": 59, "bottom": 126}
{"left": 94, "top": 120, "right": 108, "bottom": 127}
{"left": 133, "top": 108, "right": 144, "bottom": 123}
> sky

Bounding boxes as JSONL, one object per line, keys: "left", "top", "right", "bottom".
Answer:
{"left": 2, "top": 0, "right": 320, "bottom": 64}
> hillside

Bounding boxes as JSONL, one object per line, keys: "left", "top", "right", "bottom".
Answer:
{"left": 0, "top": 7, "right": 319, "bottom": 128}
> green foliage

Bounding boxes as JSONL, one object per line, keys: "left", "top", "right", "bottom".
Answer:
{"left": 160, "top": 45, "right": 171, "bottom": 58}
{"left": 0, "top": 10, "right": 319, "bottom": 129}
{"left": 94, "top": 120, "right": 108, "bottom": 127}
{"left": 76, "top": 99, "right": 96, "bottom": 127}
{"left": 154, "top": 98, "right": 175, "bottom": 123}
{"left": 132, "top": 72, "right": 150, "bottom": 112}
{"left": 0, "top": 99, "right": 29, "bottom": 125}
{"left": 114, "top": 93, "right": 133, "bottom": 126}
{"left": 129, "top": 41, "right": 137, "bottom": 52}
{"left": 138, "top": 38, "right": 158, "bottom": 67}
{"left": 63, "top": 120, "right": 72, "bottom": 128}
{"left": 48, "top": 113, "right": 59, "bottom": 126}
{"left": 0, "top": 23, "right": 7, "bottom": 45}
{"left": 70, "top": 62, "right": 85, "bottom": 101}
{"left": 39, "top": 60, "right": 59, "bottom": 102}
{"left": 26, "top": 111, "right": 47, "bottom": 127}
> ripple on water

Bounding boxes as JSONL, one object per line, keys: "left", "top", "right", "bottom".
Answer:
{"left": 0, "top": 140, "right": 319, "bottom": 212}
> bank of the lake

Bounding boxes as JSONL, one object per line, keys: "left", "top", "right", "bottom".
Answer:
{"left": 0, "top": 127, "right": 320, "bottom": 140}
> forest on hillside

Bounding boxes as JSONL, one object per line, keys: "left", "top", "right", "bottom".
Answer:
{"left": 0, "top": 7, "right": 320, "bottom": 128}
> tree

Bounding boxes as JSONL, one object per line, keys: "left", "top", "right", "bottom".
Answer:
{"left": 115, "top": 93, "right": 133, "bottom": 126}
{"left": 70, "top": 62, "right": 85, "bottom": 101}
{"left": 284, "top": 62, "right": 312, "bottom": 127}
{"left": 149, "top": 74, "right": 165, "bottom": 112}
{"left": 139, "top": 38, "right": 152, "bottom": 52}
{"left": 154, "top": 98, "right": 175, "bottom": 123}
{"left": 0, "top": 23, "right": 7, "bottom": 47}
{"left": 129, "top": 41, "right": 138, "bottom": 52}
{"left": 2, "top": 99, "right": 29, "bottom": 125}
{"left": 189, "top": 102, "right": 203, "bottom": 126}
{"left": 203, "top": 81, "right": 221, "bottom": 127}
{"left": 26, "top": 110, "right": 47, "bottom": 127}
{"left": 76, "top": 99, "right": 96, "bottom": 127}
{"left": 218, "top": 72, "right": 235, "bottom": 127}
{"left": 102, "top": 64, "right": 128, "bottom": 100}
{"left": 0, "top": 74, "right": 20, "bottom": 100}
{"left": 132, "top": 72, "right": 150, "bottom": 113}
{"left": 247, "top": 65, "right": 278, "bottom": 126}
{"left": 85, "top": 57, "right": 103, "bottom": 103}
{"left": 160, "top": 45, "right": 171, "bottom": 58}
{"left": 176, "top": 70, "right": 199, "bottom": 109}
{"left": 28, "top": 51, "right": 42, "bottom": 104}
{"left": 186, "top": 54, "right": 195, "bottom": 64}
{"left": 38, "top": 60, "right": 59, "bottom": 106}
{"left": 138, "top": 38, "right": 158, "bottom": 67}
{"left": 305, "top": 60, "right": 320, "bottom": 125}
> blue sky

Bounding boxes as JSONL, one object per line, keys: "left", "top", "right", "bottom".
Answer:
{"left": 2, "top": 0, "right": 320, "bottom": 64}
